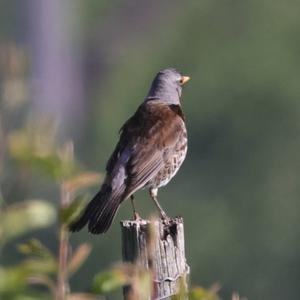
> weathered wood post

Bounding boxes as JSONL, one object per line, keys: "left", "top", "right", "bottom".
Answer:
{"left": 121, "top": 217, "right": 190, "bottom": 299}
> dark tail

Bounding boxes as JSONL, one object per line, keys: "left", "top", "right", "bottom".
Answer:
{"left": 69, "top": 183, "right": 124, "bottom": 234}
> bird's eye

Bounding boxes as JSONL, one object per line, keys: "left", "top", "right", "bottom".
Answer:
{"left": 179, "top": 79, "right": 184, "bottom": 85}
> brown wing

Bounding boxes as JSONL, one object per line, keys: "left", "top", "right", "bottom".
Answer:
{"left": 106, "top": 100, "right": 185, "bottom": 198}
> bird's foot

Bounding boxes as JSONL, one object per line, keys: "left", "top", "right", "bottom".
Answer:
{"left": 160, "top": 212, "right": 171, "bottom": 225}
{"left": 133, "top": 212, "right": 143, "bottom": 221}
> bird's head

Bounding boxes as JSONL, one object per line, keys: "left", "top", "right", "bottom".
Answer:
{"left": 145, "top": 68, "right": 190, "bottom": 105}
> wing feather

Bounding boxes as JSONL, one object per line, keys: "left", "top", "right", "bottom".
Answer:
{"left": 105, "top": 101, "right": 185, "bottom": 200}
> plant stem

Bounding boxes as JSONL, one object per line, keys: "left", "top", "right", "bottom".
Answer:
{"left": 56, "top": 183, "right": 70, "bottom": 300}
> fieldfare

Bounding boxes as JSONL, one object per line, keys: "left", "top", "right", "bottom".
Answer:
{"left": 70, "top": 68, "right": 190, "bottom": 234}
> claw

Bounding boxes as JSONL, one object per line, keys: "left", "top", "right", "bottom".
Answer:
{"left": 161, "top": 214, "right": 171, "bottom": 225}
{"left": 130, "top": 195, "right": 143, "bottom": 221}
{"left": 134, "top": 212, "right": 142, "bottom": 221}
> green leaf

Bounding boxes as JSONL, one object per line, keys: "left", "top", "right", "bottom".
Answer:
{"left": 0, "top": 259, "right": 56, "bottom": 296}
{"left": 1, "top": 200, "right": 56, "bottom": 241}
{"left": 18, "top": 239, "right": 54, "bottom": 259}
{"left": 0, "top": 266, "right": 28, "bottom": 294}
{"left": 0, "top": 264, "right": 54, "bottom": 298}
{"left": 22, "top": 258, "right": 57, "bottom": 274}
{"left": 92, "top": 264, "right": 152, "bottom": 298}
{"left": 92, "top": 269, "right": 129, "bottom": 294}
{"left": 59, "top": 195, "right": 89, "bottom": 225}
{"left": 189, "top": 286, "right": 220, "bottom": 300}
{"left": 8, "top": 122, "right": 78, "bottom": 181}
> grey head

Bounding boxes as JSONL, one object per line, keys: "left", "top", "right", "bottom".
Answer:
{"left": 145, "top": 68, "right": 190, "bottom": 105}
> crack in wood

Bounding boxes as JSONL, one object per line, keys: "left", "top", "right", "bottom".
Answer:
{"left": 121, "top": 217, "right": 189, "bottom": 299}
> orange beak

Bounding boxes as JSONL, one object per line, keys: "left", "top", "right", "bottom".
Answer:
{"left": 180, "top": 76, "right": 190, "bottom": 85}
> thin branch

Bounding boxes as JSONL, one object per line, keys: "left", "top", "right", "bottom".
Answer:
{"left": 56, "top": 183, "right": 71, "bottom": 300}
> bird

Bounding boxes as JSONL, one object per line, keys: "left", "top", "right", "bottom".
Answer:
{"left": 69, "top": 68, "right": 190, "bottom": 234}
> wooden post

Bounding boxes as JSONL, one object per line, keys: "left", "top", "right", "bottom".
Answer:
{"left": 121, "top": 217, "right": 189, "bottom": 299}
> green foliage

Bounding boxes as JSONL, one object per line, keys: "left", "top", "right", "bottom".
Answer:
{"left": 188, "top": 286, "right": 220, "bottom": 300}
{"left": 92, "top": 264, "right": 152, "bottom": 299}
{"left": 18, "top": 239, "right": 54, "bottom": 259}
{"left": 91, "top": 263, "right": 224, "bottom": 300}
{"left": 92, "top": 268, "right": 129, "bottom": 294}
{"left": 0, "top": 252, "right": 56, "bottom": 295}
{"left": 59, "top": 195, "right": 89, "bottom": 225}
{"left": 59, "top": 172, "right": 103, "bottom": 225}
{"left": 1, "top": 200, "right": 56, "bottom": 242}
{"left": 8, "top": 120, "right": 78, "bottom": 181}
{"left": 0, "top": 113, "right": 101, "bottom": 299}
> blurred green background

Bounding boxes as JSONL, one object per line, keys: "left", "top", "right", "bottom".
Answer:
{"left": 1, "top": 0, "right": 300, "bottom": 299}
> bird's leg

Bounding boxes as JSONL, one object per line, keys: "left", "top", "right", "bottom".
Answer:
{"left": 130, "top": 195, "right": 141, "bottom": 220}
{"left": 149, "top": 188, "right": 169, "bottom": 221}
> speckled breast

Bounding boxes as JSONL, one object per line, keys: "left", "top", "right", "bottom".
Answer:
{"left": 149, "top": 124, "right": 187, "bottom": 189}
